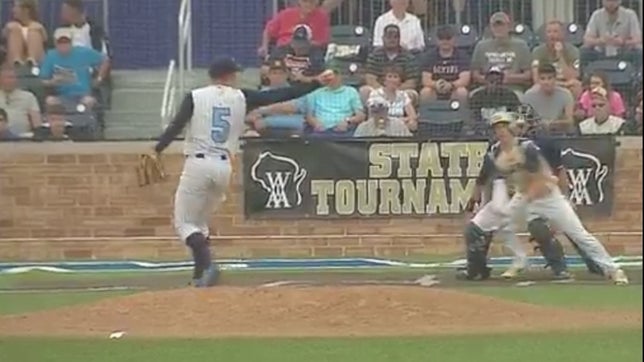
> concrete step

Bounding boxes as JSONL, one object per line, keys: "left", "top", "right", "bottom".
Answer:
{"left": 110, "top": 88, "right": 166, "bottom": 114}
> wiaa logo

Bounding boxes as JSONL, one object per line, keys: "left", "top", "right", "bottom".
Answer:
{"left": 561, "top": 148, "right": 608, "bottom": 206}
{"left": 250, "top": 152, "right": 307, "bottom": 209}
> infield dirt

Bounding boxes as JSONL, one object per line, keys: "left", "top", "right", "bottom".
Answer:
{"left": 0, "top": 286, "right": 640, "bottom": 338}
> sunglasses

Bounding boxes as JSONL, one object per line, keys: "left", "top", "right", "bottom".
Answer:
{"left": 384, "top": 32, "right": 400, "bottom": 37}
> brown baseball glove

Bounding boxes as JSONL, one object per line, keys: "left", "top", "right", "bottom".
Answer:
{"left": 136, "top": 153, "right": 166, "bottom": 187}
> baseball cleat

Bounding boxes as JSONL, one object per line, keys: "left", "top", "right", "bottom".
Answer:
{"left": 194, "top": 264, "right": 220, "bottom": 288}
{"left": 611, "top": 269, "right": 629, "bottom": 286}
{"left": 551, "top": 270, "right": 575, "bottom": 283}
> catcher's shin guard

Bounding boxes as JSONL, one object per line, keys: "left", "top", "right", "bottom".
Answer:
{"left": 527, "top": 218, "right": 567, "bottom": 274}
{"left": 463, "top": 222, "right": 491, "bottom": 280}
{"left": 565, "top": 234, "right": 605, "bottom": 276}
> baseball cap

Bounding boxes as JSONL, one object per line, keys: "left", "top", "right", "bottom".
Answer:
{"left": 266, "top": 59, "right": 287, "bottom": 71}
{"left": 208, "top": 56, "right": 242, "bottom": 78}
{"left": 591, "top": 86, "right": 609, "bottom": 100}
{"left": 54, "top": 28, "right": 73, "bottom": 42}
{"left": 489, "top": 111, "right": 514, "bottom": 126}
{"left": 367, "top": 98, "right": 389, "bottom": 113}
{"left": 490, "top": 11, "right": 510, "bottom": 24}
{"left": 383, "top": 24, "right": 401, "bottom": 36}
{"left": 436, "top": 25, "right": 456, "bottom": 40}
{"left": 291, "top": 24, "right": 312, "bottom": 46}
{"left": 487, "top": 66, "right": 503, "bottom": 76}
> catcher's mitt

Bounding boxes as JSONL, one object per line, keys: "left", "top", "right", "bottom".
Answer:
{"left": 136, "top": 153, "right": 166, "bottom": 187}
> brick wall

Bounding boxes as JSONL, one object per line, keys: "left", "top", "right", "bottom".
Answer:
{"left": 0, "top": 139, "right": 641, "bottom": 261}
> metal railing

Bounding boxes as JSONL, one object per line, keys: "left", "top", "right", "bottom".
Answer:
{"left": 277, "top": 0, "right": 642, "bottom": 36}
{"left": 178, "top": 0, "right": 193, "bottom": 98}
{"left": 161, "top": 60, "right": 177, "bottom": 129}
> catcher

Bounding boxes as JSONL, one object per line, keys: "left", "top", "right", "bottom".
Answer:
{"left": 139, "top": 57, "right": 331, "bottom": 288}
{"left": 461, "top": 111, "right": 628, "bottom": 285}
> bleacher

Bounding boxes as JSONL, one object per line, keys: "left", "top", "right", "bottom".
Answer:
{"left": 0, "top": 0, "right": 642, "bottom": 141}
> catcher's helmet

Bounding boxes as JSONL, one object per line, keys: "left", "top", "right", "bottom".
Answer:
{"left": 489, "top": 111, "right": 515, "bottom": 126}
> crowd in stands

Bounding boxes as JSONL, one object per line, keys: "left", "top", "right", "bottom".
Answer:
{"left": 248, "top": 0, "right": 643, "bottom": 139}
{"left": 0, "top": 0, "right": 110, "bottom": 141}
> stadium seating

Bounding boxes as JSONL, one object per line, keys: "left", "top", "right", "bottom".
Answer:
{"left": 482, "top": 23, "right": 536, "bottom": 48}
{"left": 536, "top": 22, "right": 585, "bottom": 47}
{"left": 331, "top": 59, "right": 366, "bottom": 88}
{"left": 583, "top": 59, "right": 638, "bottom": 90}
{"left": 331, "top": 25, "right": 372, "bottom": 46}
{"left": 328, "top": 25, "right": 371, "bottom": 62}
{"left": 426, "top": 24, "right": 479, "bottom": 53}
{"left": 418, "top": 100, "right": 468, "bottom": 138}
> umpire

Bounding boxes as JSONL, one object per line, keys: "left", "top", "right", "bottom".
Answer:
{"left": 513, "top": 104, "right": 604, "bottom": 278}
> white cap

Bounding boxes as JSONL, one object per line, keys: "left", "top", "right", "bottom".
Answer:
{"left": 54, "top": 28, "right": 73, "bottom": 42}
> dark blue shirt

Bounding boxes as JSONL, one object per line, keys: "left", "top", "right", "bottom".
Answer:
{"left": 476, "top": 137, "right": 545, "bottom": 185}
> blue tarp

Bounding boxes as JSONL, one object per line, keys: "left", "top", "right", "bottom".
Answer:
{"left": 0, "top": 256, "right": 640, "bottom": 274}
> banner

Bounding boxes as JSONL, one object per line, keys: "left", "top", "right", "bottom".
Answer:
{"left": 242, "top": 137, "right": 616, "bottom": 219}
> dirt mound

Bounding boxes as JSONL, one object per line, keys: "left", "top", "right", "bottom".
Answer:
{"left": 0, "top": 286, "right": 640, "bottom": 338}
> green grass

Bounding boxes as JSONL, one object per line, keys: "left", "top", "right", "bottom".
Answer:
{"left": 0, "top": 329, "right": 641, "bottom": 362}
{"left": 0, "top": 291, "right": 132, "bottom": 315}
{"left": 466, "top": 285, "right": 643, "bottom": 310}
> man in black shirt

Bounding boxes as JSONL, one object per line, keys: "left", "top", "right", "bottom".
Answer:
{"left": 420, "top": 25, "right": 471, "bottom": 103}
{"left": 270, "top": 25, "right": 325, "bottom": 85}
{"left": 467, "top": 66, "right": 521, "bottom": 136}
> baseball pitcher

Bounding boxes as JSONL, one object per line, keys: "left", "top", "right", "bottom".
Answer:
{"left": 152, "top": 57, "right": 327, "bottom": 288}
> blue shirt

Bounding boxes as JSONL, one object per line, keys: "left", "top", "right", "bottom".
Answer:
{"left": 305, "top": 86, "right": 363, "bottom": 129}
{"left": 259, "top": 85, "right": 306, "bottom": 130}
{"left": 40, "top": 47, "right": 104, "bottom": 97}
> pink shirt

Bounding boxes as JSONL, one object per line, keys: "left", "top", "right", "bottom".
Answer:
{"left": 265, "top": 7, "right": 330, "bottom": 47}
{"left": 578, "top": 90, "right": 626, "bottom": 117}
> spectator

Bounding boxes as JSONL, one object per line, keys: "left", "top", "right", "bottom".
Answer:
{"left": 246, "top": 60, "right": 308, "bottom": 137}
{"left": 620, "top": 90, "right": 642, "bottom": 135}
{"left": 578, "top": 86, "right": 626, "bottom": 134}
{"left": 522, "top": 64, "right": 574, "bottom": 133}
{"left": 420, "top": 25, "right": 470, "bottom": 103}
{"left": 270, "top": 25, "right": 325, "bottom": 84}
{"left": 305, "top": 66, "right": 365, "bottom": 137}
{"left": 471, "top": 12, "right": 532, "bottom": 97}
{"left": 361, "top": 24, "right": 420, "bottom": 103}
{"left": 577, "top": 70, "right": 625, "bottom": 118}
{"left": 354, "top": 99, "right": 412, "bottom": 137}
{"left": 2, "top": 0, "right": 47, "bottom": 65}
{"left": 40, "top": 28, "right": 109, "bottom": 110}
{"left": 366, "top": 65, "right": 418, "bottom": 131}
{"left": 582, "top": 0, "right": 642, "bottom": 66}
{"left": 468, "top": 66, "right": 521, "bottom": 135}
{"left": 0, "top": 108, "right": 19, "bottom": 140}
{"left": 372, "top": 0, "right": 425, "bottom": 52}
{"left": 0, "top": 65, "right": 41, "bottom": 136}
{"left": 532, "top": 20, "right": 582, "bottom": 98}
{"left": 60, "top": 0, "right": 111, "bottom": 56}
{"left": 258, "top": 0, "right": 331, "bottom": 58}
{"left": 33, "top": 103, "right": 74, "bottom": 141}
{"left": 263, "top": 59, "right": 290, "bottom": 89}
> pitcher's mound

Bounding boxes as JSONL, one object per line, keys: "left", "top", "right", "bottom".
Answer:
{"left": 0, "top": 286, "right": 639, "bottom": 338}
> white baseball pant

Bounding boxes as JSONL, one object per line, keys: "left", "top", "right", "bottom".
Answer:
{"left": 506, "top": 190, "right": 620, "bottom": 275}
{"left": 173, "top": 154, "right": 232, "bottom": 242}
{"left": 472, "top": 179, "right": 528, "bottom": 266}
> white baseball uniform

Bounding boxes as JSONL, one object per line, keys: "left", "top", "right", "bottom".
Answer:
{"left": 154, "top": 82, "right": 320, "bottom": 243}
{"left": 172, "top": 85, "right": 246, "bottom": 241}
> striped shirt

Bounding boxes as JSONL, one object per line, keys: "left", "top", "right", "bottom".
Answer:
{"left": 353, "top": 118, "right": 412, "bottom": 137}
{"left": 365, "top": 47, "right": 420, "bottom": 83}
